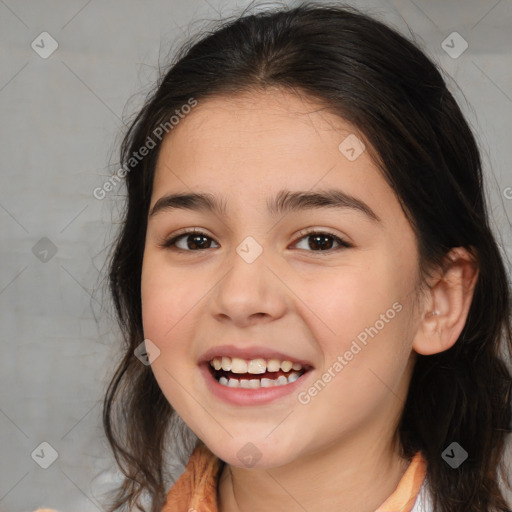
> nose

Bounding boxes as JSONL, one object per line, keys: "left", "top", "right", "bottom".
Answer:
{"left": 209, "top": 239, "right": 289, "bottom": 327}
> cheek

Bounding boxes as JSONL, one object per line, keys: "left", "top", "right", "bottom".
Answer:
{"left": 299, "top": 303, "right": 414, "bottom": 431}
{"left": 304, "top": 252, "right": 416, "bottom": 380}
{"left": 304, "top": 263, "right": 400, "bottom": 345}
{"left": 141, "top": 253, "right": 200, "bottom": 343}
{"left": 141, "top": 258, "right": 198, "bottom": 411}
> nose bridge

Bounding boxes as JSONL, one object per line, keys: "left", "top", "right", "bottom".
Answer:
{"left": 224, "top": 234, "right": 268, "bottom": 299}
{"left": 210, "top": 233, "right": 286, "bottom": 323}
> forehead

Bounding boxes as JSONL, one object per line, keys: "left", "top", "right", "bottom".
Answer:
{"left": 152, "top": 89, "right": 398, "bottom": 221}
{"left": 157, "top": 89, "right": 356, "bottom": 163}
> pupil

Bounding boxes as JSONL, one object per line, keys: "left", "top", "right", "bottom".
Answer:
{"left": 310, "top": 234, "right": 332, "bottom": 251}
{"left": 189, "top": 235, "right": 209, "bottom": 250}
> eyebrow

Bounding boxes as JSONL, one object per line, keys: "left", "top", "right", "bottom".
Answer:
{"left": 148, "top": 189, "right": 381, "bottom": 223}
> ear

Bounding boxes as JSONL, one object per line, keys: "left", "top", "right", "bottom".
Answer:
{"left": 412, "top": 247, "right": 479, "bottom": 356}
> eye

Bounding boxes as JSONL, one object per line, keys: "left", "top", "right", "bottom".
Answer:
{"left": 292, "top": 229, "right": 353, "bottom": 252}
{"left": 159, "top": 229, "right": 353, "bottom": 253}
{"left": 160, "top": 229, "right": 219, "bottom": 251}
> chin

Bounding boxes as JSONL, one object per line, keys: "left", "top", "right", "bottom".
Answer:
{"left": 205, "top": 438, "right": 298, "bottom": 470}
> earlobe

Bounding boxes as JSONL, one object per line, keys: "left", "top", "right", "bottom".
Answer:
{"left": 412, "top": 247, "right": 479, "bottom": 356}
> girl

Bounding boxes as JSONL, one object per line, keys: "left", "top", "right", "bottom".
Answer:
{"left": 102, "top": 3, "right": 512, "bottom": 512}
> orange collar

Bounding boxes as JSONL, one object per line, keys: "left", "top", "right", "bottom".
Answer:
{"left": 162, "top": 443, "right": 427, "bottom": 512}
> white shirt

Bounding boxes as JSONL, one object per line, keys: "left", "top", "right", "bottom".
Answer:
{"left": 410, "top": 480, "right": 434, "bottom": 512}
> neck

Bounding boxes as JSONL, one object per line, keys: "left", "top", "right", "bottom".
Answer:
{"left": 217, "top": 434, "right": 410, "bottom": 512}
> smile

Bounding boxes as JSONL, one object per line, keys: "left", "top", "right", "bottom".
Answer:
{"left": 208, "top": 356, "right": 309, "bottom": 388}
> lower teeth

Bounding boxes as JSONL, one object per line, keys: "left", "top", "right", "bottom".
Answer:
{"left": 217, "top": 372, "right": 302, "bottom": 388}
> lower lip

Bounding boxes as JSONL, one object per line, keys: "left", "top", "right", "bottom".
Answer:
{"left": 200, "top": 364, "right": 312, "bottom": 406}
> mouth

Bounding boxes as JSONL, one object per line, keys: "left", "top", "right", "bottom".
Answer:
{"left": 206, "top": 356, "right": 313, "bottom": 389}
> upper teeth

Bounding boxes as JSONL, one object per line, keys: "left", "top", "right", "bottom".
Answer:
{"left": 210, "top": 356, "right": 303, "bottom": 374}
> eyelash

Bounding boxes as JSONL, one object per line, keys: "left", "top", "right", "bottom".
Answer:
{"left": 159, "top": 228, "right": 353, "bottom": 254}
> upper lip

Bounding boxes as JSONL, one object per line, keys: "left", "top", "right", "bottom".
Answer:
{"left": 198, "top": 344, "right": 314, "bottom": 368}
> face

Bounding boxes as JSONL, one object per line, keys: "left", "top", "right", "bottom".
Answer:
{"left": 141, "top": 88, "right": 424, "bottom": 469}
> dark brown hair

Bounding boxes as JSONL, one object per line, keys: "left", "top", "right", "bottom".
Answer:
{"left": 101, "top": 3, "right": 512, "bottom": 511}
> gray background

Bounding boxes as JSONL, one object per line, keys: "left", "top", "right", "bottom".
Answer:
{"left": 1, "top": 0, "right": 511, "bottom": 511}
